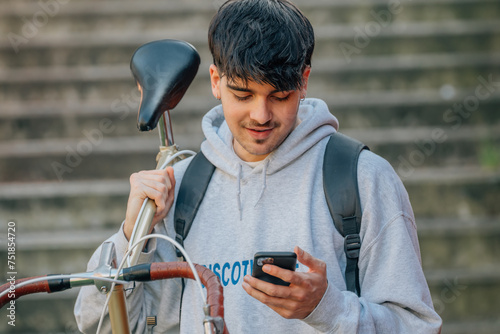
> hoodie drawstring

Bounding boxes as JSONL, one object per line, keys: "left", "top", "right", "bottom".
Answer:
{"left": 254, "top": 160, "right": 269, "bottom": 208}
{"left": 237, "top": 164, "right": 243, "bottom": 220}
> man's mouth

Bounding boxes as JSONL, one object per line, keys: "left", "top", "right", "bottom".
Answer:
{"left": 247, "top": 127, "right": 273, "bottom": 139}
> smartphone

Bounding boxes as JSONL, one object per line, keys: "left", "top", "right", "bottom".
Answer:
{"left": 252, "top": 251, "right": 297, "bottom": 286}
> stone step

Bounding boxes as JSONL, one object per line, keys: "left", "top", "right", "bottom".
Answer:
{"left": 13, "top": 17, "right": 497, "bottom": 49}
{"left": 0, "top": 289, "right": 80, "bottom": 334}
{"left": 1, "top": 52, "right": 498, "bottom": 100}
{"left": 1, "top": 19, "right": 499, "bottom": 68}
{"left": 330, "top": 98, "right": 500, "bottom": 129}
{"left": 350, "top": 124, "right": 500, "bottom": 169}
{"left": 1, "top": 124, "right": 499, "bottom": 182}
{"left": 0, "top": 265, "right": 499, "bottom": 333}
{"left": 426, "top": 267, "right": 500, "bottom": 326}
{"left": 299, "top": 0, "right": 500, "bottom": 27}
{"left": 0, "top": 2, "right": 215, "bottom": 37}
{"left": 4, "top": 0, "right": 497, "bottom": 7}
{"left": 0, "top": 138, "right": 178, "bottom": 183}
{"left": 2, "top": 33, "right": 500, "bottom": 71}
{"left": 312, "top": 55, "right": 500, "bottom": 92}
{"left": 403, "top": 167, "right": 500, "bottom": 218}
{"left": 0, "top": 229, "right": 116, "bottom": 277}
{"left": 0, "top": 98, "right": 211, "bottom": 142}
{"left": 4, "top": 52, "right": 499, "bottom": 84}
{"left": 0, "top": 167, "right": 498, "bottom": 232}
{"left": 418, "top": 217, "right": 500, "bottom": 271}
{"left": 3, "top": 0, "right": 497, "bottom": 21}
{"left": 1, "top": 0, "right": 497, "bottom": 39}
{"left": 445, "top": 319, "right": 500, "bottom": 334}
{"left": 0, "top": 179, "right": 130, "bottom": 232}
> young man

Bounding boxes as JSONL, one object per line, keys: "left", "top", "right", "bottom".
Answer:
{"left": 75, "top": 0, "right": 442, "bottom": 332}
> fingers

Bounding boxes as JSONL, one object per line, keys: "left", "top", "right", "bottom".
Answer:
{"left": 243, "top": 247, "right": 329, "bottom": 319}
{"left": 132, "top": 169, "right": 172, "bottom": 212}
{"left": 243, "top": 270, "right": 324, "bottom": 319}
{"left": 246, "top": 264, "right": 311, "bottom": 301}
{"left": 295, "top": 246, "right": 327, "bottom": 275}
{"left": 137, "top": 173, "right": 171, "bottom": 212}
{"left": 243, "top": 272, "right": 291, "bottom": 299}
{"left": 260, "top": 264, "right": 295, "bottom": 286}
{"left": 159, "top": 167, "right": 176, "bottom": 218}
{"left": 243, "top": 264, "right": 309, "bottom": 302}
{"left": 242, "top": 277, "right": 300, "bottom": 319}
{"left": 124, "top": 167, "right": 175, "bottom": 240}
{"left": 259, "top": 247, "right": 326, "bottom": 286}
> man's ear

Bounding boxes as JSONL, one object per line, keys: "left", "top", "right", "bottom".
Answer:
{"left": 209, "top": 64, "right": 221, "bottom": 99}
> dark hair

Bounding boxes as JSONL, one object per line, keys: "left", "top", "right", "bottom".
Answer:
{"left": 208, "top": 0, "right": 315, "bottom": 92}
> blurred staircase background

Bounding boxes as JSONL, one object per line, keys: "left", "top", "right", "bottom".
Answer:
{"left": 0, "top": 0, "right": 499, "bottom": 332}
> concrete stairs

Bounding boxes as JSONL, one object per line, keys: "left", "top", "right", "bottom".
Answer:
{"left": 0, "top": 0, "right": 499, "bottom": 332}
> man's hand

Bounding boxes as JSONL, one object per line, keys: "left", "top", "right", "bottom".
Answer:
{"left": 242, "top": 246, "right": 328, "bottom": 319}
{"left": 123, "top": 167, "right": 175, "bottom": 240}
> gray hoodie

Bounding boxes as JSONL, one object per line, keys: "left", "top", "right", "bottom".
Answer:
{"left": 75, "top": 98, "right": 442, "bottom": 333}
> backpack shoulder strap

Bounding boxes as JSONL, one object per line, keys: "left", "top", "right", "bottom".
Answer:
{"left": 323, "top": 132, "right": 368, "bottom": 296}
{"left": 174, "top": 151, "right": 215, "bottom": 258}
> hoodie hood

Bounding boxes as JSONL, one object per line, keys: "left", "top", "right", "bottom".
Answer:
{"left": 200, "top": 98, "right": 339, "bottom": 219}
{"left": 200, "top": 98, "right": 339, "bottom": 176}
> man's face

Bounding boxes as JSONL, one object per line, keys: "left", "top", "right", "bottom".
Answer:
{"left": 209, "top": 64, "right": 310, "bottom": 162}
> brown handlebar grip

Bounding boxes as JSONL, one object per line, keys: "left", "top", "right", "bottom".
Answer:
{"left": 0, "top": 276, "right": 50, "bottom": 308}
{"left": 150, "top": 262, "right": 228, "bottom": 333}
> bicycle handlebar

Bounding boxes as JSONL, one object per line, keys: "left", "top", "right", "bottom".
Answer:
{"left": 0, "top": 275, "right": 54, "bottom": 308}
{"left": 0, "top": 262, "right": 228, "bottom": 334}
{"left": 150, "top": 262, "right": 225, "bottom": 320}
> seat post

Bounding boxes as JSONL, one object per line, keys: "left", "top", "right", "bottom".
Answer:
{"left": 159, "top": 111, "right": 175, "bottom": 148}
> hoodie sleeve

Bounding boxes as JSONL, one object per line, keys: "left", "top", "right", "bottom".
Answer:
{"left": 73, "top": 222, "right": 158, "bottom": 333}
{"left": 74, "top": 157, "right": 192, "bottom": 333}
{"left": 302, "top": 151, "right": 442, "bottom": 333}
{"left": 74, "top": 223, "right": 184, "bottom": 334}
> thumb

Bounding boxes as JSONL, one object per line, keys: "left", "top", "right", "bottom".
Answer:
{"left": 166, "top": 166, "right": 176, "bottom": 187}
{"left": 294, "top": 246, "right": 326, "bottom": 274}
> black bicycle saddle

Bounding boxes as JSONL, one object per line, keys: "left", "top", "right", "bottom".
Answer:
{"left": 130, "top": 39, "right": 200, "bottom": 131}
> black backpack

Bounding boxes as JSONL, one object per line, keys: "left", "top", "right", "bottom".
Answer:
{"left": 174, "top": 132, "right": 368, "bottom": 296}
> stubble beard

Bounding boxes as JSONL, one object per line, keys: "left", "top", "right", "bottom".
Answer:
{"left": 235, "top": 120, "right": 295, "bottom": 157}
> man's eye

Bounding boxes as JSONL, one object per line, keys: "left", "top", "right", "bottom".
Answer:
{"left": 235, "top": 95, "right": 251, "bottom": 101}
{"left": 274, "top": 94, "right": 290, "bottom": 102}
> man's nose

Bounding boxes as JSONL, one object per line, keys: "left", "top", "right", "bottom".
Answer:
{"left": 249, "top": 98, "right": 272, "bottom": 124}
